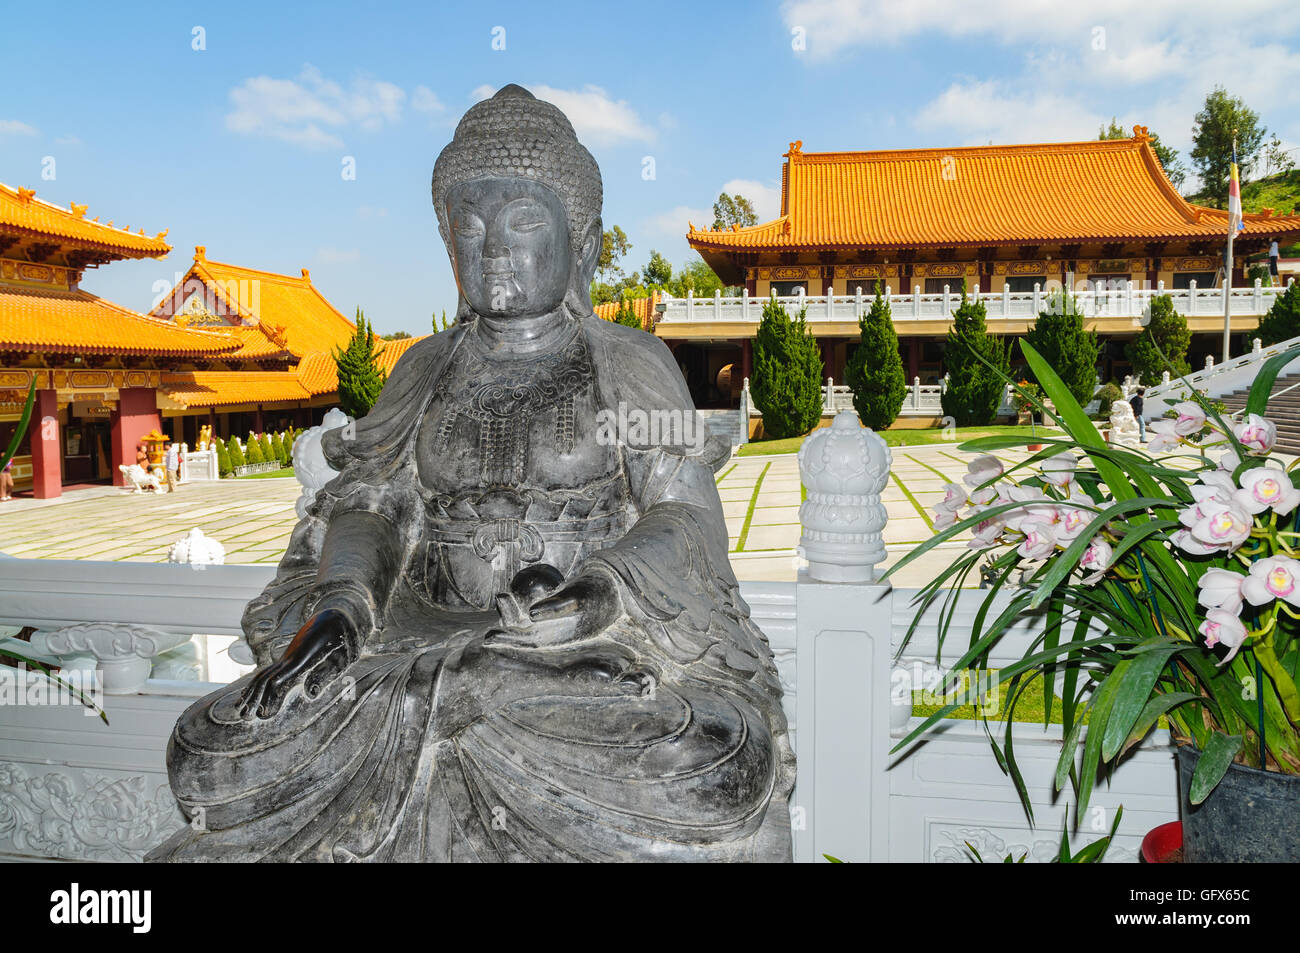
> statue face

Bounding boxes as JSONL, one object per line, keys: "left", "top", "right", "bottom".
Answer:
{"left": 446, "top": 177, "right": 572, "bottom": 319}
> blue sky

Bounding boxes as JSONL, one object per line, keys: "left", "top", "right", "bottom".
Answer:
{"left": 2, "top": 0, "right": 1297, "bottom": 335}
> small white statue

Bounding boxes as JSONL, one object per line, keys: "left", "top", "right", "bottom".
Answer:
{"left": 291, "top": 408, "right": 352, "bottom": 518}
{"left": 1109, "top": 399, "right": 1141, "bottom": 447}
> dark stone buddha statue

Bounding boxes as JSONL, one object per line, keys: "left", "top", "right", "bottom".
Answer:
{"left": 149, "top": 85, "right": 794, "bottom": 862}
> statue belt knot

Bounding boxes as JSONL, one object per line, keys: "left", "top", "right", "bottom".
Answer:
{"left": 149, "top": 84, "right": 795, "bottom": 863}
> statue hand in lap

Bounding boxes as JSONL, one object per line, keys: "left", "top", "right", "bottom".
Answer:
{"left": 486, "top": 565, "right": 620, "bottom": 649}
{"left": 239, "top": 608, "right": 357, "bottom": 719}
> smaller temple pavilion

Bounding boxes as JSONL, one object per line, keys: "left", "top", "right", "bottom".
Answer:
{"left": 662, "top": 128, "right": 1300, "bottom": 408}
{"left": 1, "top": 183, "right": 419, "bottom": 498}
{"left": 150, "top": 249, "right": 417, "bottom": 443}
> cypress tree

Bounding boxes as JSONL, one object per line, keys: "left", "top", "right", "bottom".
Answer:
{"left": 228, "top": 438, "right": 246, "bottom": 470}
{"left": 1126, "top": 294, "right": 1191, "bottom": 386}
{"left": 215, "top": 437, "right": 232, "bottom": 478}
{"left": 246, "top": 437, "right": 265, "bottom": 465}
{"left": 270, "top": 431, "right": 286, "bottom": 467}
{"left": 750, "top": 294, "right": 824, "bottom": 439}
{"left": 940, "top": 289, "right": 1011, "bottom": 426}
{"left": 335, "top": 309, "right": 387, "bottom": 417}
{"left": 1254, "top": 281, "right": 1300, "bottom": 346}
{"left": 1023, "top": 293, "right": 1101, "bottom": 406}
{"left": 613, "top": 299, "right": 643, "bottom": 329}
{"left": 844, "top": 283, "right": 906, "bottom": 430}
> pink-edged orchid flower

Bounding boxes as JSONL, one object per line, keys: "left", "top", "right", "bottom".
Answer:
{"left": 1234, "top": 414, "right": 1277, "bottom": 454}
{"left": 1078, "top": 538, "right": 1113, "bottom": 585}
{"left": 1197, "top": 568, "right": 1245, "bottom": 615}
{"left": 1199, "top": 609, "right": 1248, "bottom": 665}
{"left": 1242, "top": 555, "right": 1300, "bottom": 608}
{"left": 1234, "top": 467, "right": 1300, "bottom": 516}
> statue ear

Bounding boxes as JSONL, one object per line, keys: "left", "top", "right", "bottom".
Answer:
{"left": 576, "top": 218, "right": 601, "bottom": 284}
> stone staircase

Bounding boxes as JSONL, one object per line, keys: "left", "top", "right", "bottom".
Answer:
{"left": 697, "top": 409, "right": 745, "bottom": 447}
{"left": 1220, "top": 372, "right": 1300, "bottom": 455}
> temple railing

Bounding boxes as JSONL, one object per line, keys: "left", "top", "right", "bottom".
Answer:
{"left": 657, "top": 278, "right": 1292, "bottom": 326}
{"left": 1141, "top": 330, "right": 1300, "bottom": 413}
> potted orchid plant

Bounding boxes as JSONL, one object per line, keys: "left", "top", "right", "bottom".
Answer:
{"left": 890, "top": 342, "right": 1300, "bottom": 862}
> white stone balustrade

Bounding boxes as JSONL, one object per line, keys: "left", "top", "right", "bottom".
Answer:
{"left": 658, "top": 278, "right": 1293, "bottom": 326}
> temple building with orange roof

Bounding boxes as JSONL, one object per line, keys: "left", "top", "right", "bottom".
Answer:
{"left": 1, "top": 184, "right": 423, "bottom": 498}
{"left": 656, "top": 128, "right": 1300, "bottom": 410}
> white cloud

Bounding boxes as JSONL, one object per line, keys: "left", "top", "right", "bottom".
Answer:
{"left": 225, "top": 66, "right": 407, "bottom": 149}
{"left": 470, "top": 84, "right": 654, "bottom": 146}
{"left": 645, "top": 204, "right": 713, "bottom": 237}
{"left": 915, "top": 80, "right": 1104, "bottom": 145}
{"left": 0, "top": 119, "right": 37, "bottom": 136}
{"left": 412, "top": 86, "right": 443, "bottom": 113}
{"left": 720, "top": 179, "right": 781, "bottom": 222}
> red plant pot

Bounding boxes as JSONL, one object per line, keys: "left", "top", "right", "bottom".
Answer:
{"left": 1140, "top": 821, "right": 1182, "bottom": 863}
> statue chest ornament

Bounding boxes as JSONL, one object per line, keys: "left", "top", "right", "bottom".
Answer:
{"left": 417, "top": 319, "right": 596, "bottom": 488}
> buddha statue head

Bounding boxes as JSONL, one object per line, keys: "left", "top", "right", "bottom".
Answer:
{"left": 433, "top": 85, "right": 603, "bottom": 333}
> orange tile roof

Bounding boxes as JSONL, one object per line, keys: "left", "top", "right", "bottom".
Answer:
{"left": 0, "top": 286, "right": 242, "bottom": 356}
{"left": 0, "top": 182, "right": 171, "bottom": 258}
{"left": 161, "top": 370, "right": 311, "bottom": 408}
{"left": 152, "top": 248, "right": 357, "bottom": 359}
{"left": 593, "top": 292, "right": 660, "bottom": 331}
{"left": 295, "top": 334, "right": 426, "bottom": 396}
{"left": 688, "top": 130, "right": 1300, "bottom": 257}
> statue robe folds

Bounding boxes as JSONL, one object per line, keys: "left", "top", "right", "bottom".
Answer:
{"left": 150, "top": 317, "right": 795, "bottom": 862}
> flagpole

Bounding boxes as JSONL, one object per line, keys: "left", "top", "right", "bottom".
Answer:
{"left": 1222, "top": 229, "right": 1234, "bottom": 363}
{"left": 1222, "top": 131, "right": 1238, "bottom": 363}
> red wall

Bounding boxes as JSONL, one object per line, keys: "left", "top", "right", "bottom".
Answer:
{"left": 110, "top": 387, "right": 161, "bottom": 486}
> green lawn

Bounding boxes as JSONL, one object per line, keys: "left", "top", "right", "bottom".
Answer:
{"left": 737, "top": 424, "right": 1055, "bottom": 456}
{"left": 236, "top": 467, "right": 297, "bottom": 479}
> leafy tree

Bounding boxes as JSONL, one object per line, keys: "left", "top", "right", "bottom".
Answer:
{"left": 1190, "top": 87, "right": 1267, "bottom": 207}
{"left": 1125, "top": 294, "right": 1191, "bottom": 385}
{"left": 666, "top": 256, "right": 730, "bottom": 298}
{"left": 596, "top": 225, "right": 631, "bottom": 284}
{"left": 432, "top": 309, "right": 454, "bottom": 332}
{"left": 712, "top": 192, "right": 757, "bottom": 230}
{"left": 940, "top": 289, "right": 1010, "bottom": 426}
{"left": 246, "top": 437, "right": 265, "bottom": 465}
{"left": 214, "top": 437, "right": 232, "bottom": 478}
{"left": 612, "top": 298, "right": 643, "bottom": 329}
{"left": 1023, "top": 293, "right": 1101, "bottom": 405}
{"left": 1263, "top": 134, "right": 1296, "bottom": 177}
{"left": 750, "top": 295, "right": 824, "bottom": 439}
{"left": 643, "top": 249, "right": 673, "bottom": 287}
{"left": 843, "top": 283, "right": 906, "bottom": 430}
{"left": 1100, "top": 117, "right": 1187, "bottom": 190}
{"left": 270, "top": 431, "right": 286, "bottom": 467}
{"left": 335, "top": 309, "right": 387, "bottom": 418}
{"left": 1254, "top": 281, "right": 1300, "bottom": 345}
{"left": 381, "top": 330, "right": 412, "bottom": 340}
{"left": 259, "top": 433, "right": 275, "bottom": 467}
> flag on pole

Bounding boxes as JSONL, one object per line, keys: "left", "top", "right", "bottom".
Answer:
{"left": 1228, "top": 143, "right": 1245, "bottom": 233}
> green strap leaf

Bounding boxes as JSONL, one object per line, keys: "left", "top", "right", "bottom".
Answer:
{"left": 1188, "top": 733, "right": 1244, "bottom": 805}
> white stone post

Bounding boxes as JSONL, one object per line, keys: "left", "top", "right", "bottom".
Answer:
{"left": 797, "top": 410, "right": 890, "bottom": 583}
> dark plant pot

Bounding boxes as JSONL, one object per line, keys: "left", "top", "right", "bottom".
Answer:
{"left": 1140, "top": 821, "right": 1182, "bottom": 863}
{"left": 1176, "top": 745, "right": 1300, "bottom": 862}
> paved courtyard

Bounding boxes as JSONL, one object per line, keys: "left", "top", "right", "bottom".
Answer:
{"left": 0, "top": 443, "right": 1037, "bottom": 585}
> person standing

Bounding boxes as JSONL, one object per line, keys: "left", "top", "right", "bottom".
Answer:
{"left": 164, "top": 442, "right": 180, "bottom": 492}
{"left": 1131, "top": 388, "right": 1146, "bottom": 441}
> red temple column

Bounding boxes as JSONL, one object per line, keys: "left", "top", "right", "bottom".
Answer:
{"left": 742, "top": 339, "right": 753, "bottom": 380}
{"left": 908, "top": 338, "right": 921, "bottom": 380}
{"left": 111, "top": 387, "right": 161, "bottom": 486}
{"left": 29, "top": 389, "right": 61, "bottom": 500}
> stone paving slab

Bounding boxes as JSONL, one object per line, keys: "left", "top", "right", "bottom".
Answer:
{"left": 0, "top": 443, "right": 1040, "bottom": 582}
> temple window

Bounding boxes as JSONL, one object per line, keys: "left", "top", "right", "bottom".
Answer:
{"left": 1005, "top": 275, "right": 1046, "bottom": 293}
{"left": 1172, "top": 271, "right": 1216, "bottom": 290}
